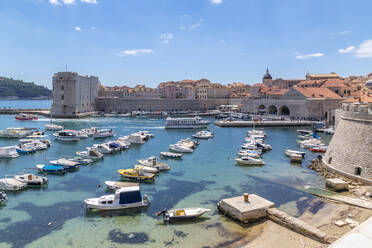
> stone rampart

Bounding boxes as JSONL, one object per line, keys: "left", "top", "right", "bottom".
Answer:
{"left": 323, "top": 103, "right": 372, "bottom": 182}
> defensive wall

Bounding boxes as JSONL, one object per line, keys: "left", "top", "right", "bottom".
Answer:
{"left": 322, "top": 103, "right": 372, "bottom": 184}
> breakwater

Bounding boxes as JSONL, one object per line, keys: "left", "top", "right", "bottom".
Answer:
{"left": 0, "top": 108, "right": 50, "bottom": 117}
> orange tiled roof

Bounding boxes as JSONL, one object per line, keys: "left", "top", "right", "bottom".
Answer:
{"left": 320, "top": 79, "right": 347, "bottom": 88}
{"left": 296, "top": 80, "right": 325, "bottom": 87}
{"left": 294, "top": 87, "right": 342, "bottom": 98}
{"left": 265, "top": 89, "right": 289, "bottom": 95}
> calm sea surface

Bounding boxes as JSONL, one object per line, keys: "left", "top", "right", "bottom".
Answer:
{"left": 0, "top": 100, "right": 51, "bottom": 109}
{"left": 0, "top": 101, "right": 331, "bottom": 248}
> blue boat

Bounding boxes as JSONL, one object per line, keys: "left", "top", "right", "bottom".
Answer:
{"left": 36, "top": 164, "right": 66, "bottom": 174}
{"left": 16, "top": 144, "right": 35, "bottom": 154}
{"left": 49, "top": 158, "right": 80, "bottom": 170}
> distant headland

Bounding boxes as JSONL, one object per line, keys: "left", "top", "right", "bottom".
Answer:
{"left": 0, "top": 76, "right": 51, "bottom": 100}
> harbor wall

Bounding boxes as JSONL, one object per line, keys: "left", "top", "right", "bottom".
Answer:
{"left": 323, "top": 103, "right": 372, "bottom": 182}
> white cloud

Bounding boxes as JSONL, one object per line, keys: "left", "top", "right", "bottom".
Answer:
{"left": 355, "top": 40, "right": 372, "bottom": 58}
{"left": 295, "top": 53, "right": 324, "bottom": 59}
{"left": 62, "top": 0, "right": 75, "bottom": 4}
{"left": 189, "top": 19, "right": 203, "bottom": 30}
{"left": 210, "top": 0, "right": 223, "bottom": 5}
{"left": 74, "top": 26, "right": 82, "bottom": 31}
{"left": 81, "top": 0, "right": 97, "bottom": 3}
{"left": 338, "top": 46, "right": 355, "bottom": 54}
{"left": 49, "top": 0, "right": 62, "bottom": 5}
{"left": 117, "top": 49, "right": 153, "bottom": 57}
{"left": 160, "top": 33, "right": 173, "bottom": 44}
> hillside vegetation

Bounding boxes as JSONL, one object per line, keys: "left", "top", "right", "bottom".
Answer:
{"left": 0, "top": 77, "right": 51, "bottom": 99}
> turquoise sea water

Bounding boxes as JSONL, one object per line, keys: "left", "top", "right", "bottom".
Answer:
{"left": 0, "top": 110, "right": 331, "bottom": 248}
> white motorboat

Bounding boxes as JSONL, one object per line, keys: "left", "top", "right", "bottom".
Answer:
{"left": 0, "top": 146, "right": 19, "bottom": 158}
{"left": 237, "top": 151, "right": 261, "bottom": 158}
{"left": 137, "top": 156, "right": 170, "bottom": 171}
{"left": 165, "top": 117, "right": 210, "bottom": 129}
{"left": 21, "top": 140, "right": 48, "bottom": 150}
{"left": 84, "top": 186, "right": 149, "bottom": 211}
{"left": 53, "top": 131, "right": 80, "bottom": 141}
{"left": 177, "top": 138, "right": 198, "bottom": 148}
{"left": 241, "top": 143, "right": 258, "bottom": 150}
{"left": 247, "top": 130, "right": 266, "bottom": 137}
{"left": 0, "top": 191, "right": 7, "bottom": 204}
{"left": 157, "top": 208, "right": 210, "bottom": 222}
{"left": 14, "top": 173, "right": 48, "bottom": 186}
{"left": 192, "top": 131, "right": 214, "bottom": 139}
{"left": 235, "top": 156, "right": 265, "bottom": 165}
{"left": 104, "top": 181, "right": 139, "bottom": 190}
{"left": 128, "top": 133, "right": 145, "bottom": 144}
{"left": 16, "top": 142, "right": 35, "bottom": 154}
{"left": 169, "top": 144, "right": 193, "bottom": 153}
{"left": 0, "top": 177, "right": 27, "bottom": 191}
{"left": 160, "top": 152, "right": 183, "bottom": 159}
{"left": 103, "top": 141, "right": 122, "bottom": 152}
{"left": 134, "top": 164, "right": 159, "bottom": 174}
{"left": 76, "top": 149, "right": 104, "bottom": 161}
{"left": 284, "top": 149, "right": 306, "bottom": 157}
{"left": 44, "top": 124, "right": 63, "bottom": 131}
{"left": 69, "top": 157, "right": 93, "bottom": 165}
{"left": 93, "top": 129, "right": 114, "bottom": 139}
{"left": 89, "top": 144, "right": 113, "bottom": 154}
{"left": 114, "top": 139, "right": 130, "bottom": 150}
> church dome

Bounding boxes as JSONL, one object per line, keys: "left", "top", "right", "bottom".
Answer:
{"left": 263, "top": 68, "right": 272, "bottom": 80}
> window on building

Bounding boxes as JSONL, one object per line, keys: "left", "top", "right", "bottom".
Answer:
{"left": 61, "top": 95, "right": 64, "bottom": 100}
{"left": 61, "top": 85, "right": 64, "bottom": 90}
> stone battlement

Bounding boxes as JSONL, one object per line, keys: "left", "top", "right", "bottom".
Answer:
{"left": 341, "top": 103, "right": 372, "bottom": 122}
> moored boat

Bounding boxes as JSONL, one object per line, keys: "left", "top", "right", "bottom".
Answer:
{"left": 165, "top": 117, "right": 210, "bottom": 129}
{"left": 157, "top": 208, "right": 210, "bottom": 222}
{"left": 310, "top": 146, "right": 327, "bottom": 153}
{"left": 44, "top": 124, "right": 63, "bottom": 131}
{"left": 290, "top": 153, "right": 303, "bottom": 163}
{"left": 192, "top": 131, "right": 214, "bottom": 139}
{"left": 118, "top": 168, "right": 155, "bottom": 181}
{"left": 53, "top": 131, "right": 80, "bottom": 142}
{"left": 169, "top": 144, "right": 193, "bottom": 153}
{"left": 137, "top": 156, "right": 170, "bottom": 171}
{"left": 93, "top": 129, "right": 114, "bottom": 139}
{"left": 76, "top": 149, "right": 104, "bottom": 161}
{"left": 284, "top": 149, "right": 306, "bottom": 157}
{"left": 104, "top": 181, "right": 139, "bottom": 190}
{"left": 0, "top": 146, "right": 19, "bottom": 158}
{"left": 14, "top": 173, "right": 48, "bottom": 186}
{"left": 49, "top": 158, "right": 80, "bottom": 170}
{"left": 235, "top": 156, "right": 265, "bottom": 165}
{"left": 134, "top": 164, "right": 159, "bottom": 174}
{"left": 0, "top": 177, "right": 27, "bottom": 191}
{"left": 36, "top": 164, "right": 66, "bottom": 174}
{"left": 160, "top": 152, "right": 183, "bottom": 159}
{"left": 84, "top": 186, "right": 149, "bottom": 211}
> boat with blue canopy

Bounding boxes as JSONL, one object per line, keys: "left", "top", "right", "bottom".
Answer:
{"left": 36, "top": 164, "right": 66, "bottom": 174}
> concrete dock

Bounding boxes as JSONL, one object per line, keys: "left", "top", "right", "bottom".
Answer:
{"left": 214, "top": 120, "right": 313, "bottom": 127}
{"left": 0, "top": 108, "right": 50, "bottom": 117}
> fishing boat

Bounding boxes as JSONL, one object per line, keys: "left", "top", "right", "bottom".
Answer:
{"left": 310, "top": 146, "right": 328, "bottom": 153}
{"left": 134, "top": 164, "right": 159, "bottom": 174}
{"left": 104, "top": 181, "right": 139, "bottom": 190}
{"left": 157, "top": 208, "right": 210, "bottom": 222}
{"left": 192, "top": 131, "right": 214, "bottom": 139}
{"left": 84, "top": 186, "right": 149, "bottom": 211}
{"left": 165, "top": 117, "right": 210, "bottom": 129}
{"left": 44, "top": 124, "right": 63, "bottom": 131}
{"left": 235, "top": 156, "right": 265, "bottom": 165}
{"left": 0, "top": 191, "right": 7, "bottom": 204}
{"left": 0, "top": 146, "right": 19, "bottom": 158}
{"left": 49, "top": 158, "right": 80, "bottom": 170}
{"left": 290, "top": 153, "right": 303, "bottom": 163}
{"left": 160, "top": 152, "right": 183, "bottom": 159}
{"left": 284, "top": 149, "right": 306, "bottom": 157}
{"left": 137, "top": 157, "right": 170, "bottom": 171}
{"left": 14, "top": 173, "right": 48, "bottom": 186}
{"left": 76, "top": 149, "right": 104, "bottom": 161}
{"left": 36, "top": 164, "right": 66, "bottom": 174}
{"left": 169, "top": 144, "right": 193, "bottom": 153}
{"left": 93, "top": 129, "right": 114, "bottom": 139}
{"left": 53, "top": 131, "right": 80, "bottom": 142}
{"left": 0, "top": 177, "right": 27, "bottom": 191}
{"left": 118, "top": 168, "right": 155, "bottom": 181}
{"left": 15, "top": 113, "right": 38, "bottom": 121}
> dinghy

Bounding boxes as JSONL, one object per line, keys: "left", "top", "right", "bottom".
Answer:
{"left": 84, "top": 186, "right": 149, "bottom": 211}
{"left": 14, "top": 173, "right": 48, "bottom": 186}
{"left": 104, "top": 181, "right": 139, "bottom": 190}
{"left": 157, "top": 208, "right": 210, "bottom": 222}
{"left": 290, "top": 153, "right": 303, "bottom": 163}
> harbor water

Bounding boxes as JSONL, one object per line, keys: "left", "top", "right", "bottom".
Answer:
{"left": 0, "top": 106, "right": 330, "bottom": 248}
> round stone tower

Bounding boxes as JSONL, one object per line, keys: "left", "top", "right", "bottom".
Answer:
{"left": 322, "top": 102, "right": 372, "bottom": 184}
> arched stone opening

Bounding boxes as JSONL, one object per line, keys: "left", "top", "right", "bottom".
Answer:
{"left": 267, "top": 105, "right": 278, "bottom": 115}
{"left": 257, "top": 105, "right": 266, "bottom": 114}
{"left": 279, "top": 106, "right": 290, "bottom": 115}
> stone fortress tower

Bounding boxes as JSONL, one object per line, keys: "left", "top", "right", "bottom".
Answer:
{"left": 51, "top": 72, "right": 100, "bottom": 118}
{"left": 322, "top": 80, "right": 372, "bottom": 184}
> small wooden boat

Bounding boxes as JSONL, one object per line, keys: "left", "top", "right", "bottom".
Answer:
{"left": 36, "top": 164, "right": 66, "bottom": 174}
{"left": 14, "top": 173, "right": 48, "bottom": 186}
{"left": 157, "top": 208, "right": 210, "bottom": 222}
{"left": 104, "top": 181, "right": 139, "bottom": 190}
{"left": 0, "top": 191, "right": 8, "bottom": 204}
{"left": 160, "top": 152, "right": 183, "bottom": 159}
{"left": 118, "top": 168, "right": 155, "bottom": 181}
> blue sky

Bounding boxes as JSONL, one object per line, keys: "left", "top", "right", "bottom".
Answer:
{"left": 1, "top": 0, "right": 372, "bottom": 88}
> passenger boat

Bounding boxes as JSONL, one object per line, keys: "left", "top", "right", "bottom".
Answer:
{"left": 192, "top": 131, "right": 214, "bottom": 139}
{"left": 84, "top": 186, "right": 149, "bottom": 211}
{"left": 49, "top": 158, "right": 80, "bottom": 170}
{"left": 0, "top": 177, "right": 27, "bottom": 191}
{"left": 235, "top": 156, "right": 265, "bottom": 165}
{"left": 14, "top": 173, "right": 48, "bottom": 186}
{"left": 157, "top": 208, "right": 210, "bottom": 222}
{"left": 290, "top": 153, "right": 303, "bottom": 163}
{"left": 310, "top": 146, "right": 327, "bottom": 153}
{"left": 118, "top": 168, "right": 155, "bottom": 181}
{"left": 104, "top": 181, "right": 139, "bottom": 190}
{"left": 165, "top": 117, "right": 210, "bottom": 129}
{"left": 284, "top": 149, "right": 306, "bottom": 157}
{"left": 0, "top": 146, "right": 19, "bottom": 158}
{"left": 137, "top": 157, "right": 170, "bottom": 171}
{"left": 0, "top": 191, "right": 7, "bottom": 204}
{"left": 160, "top": 152, "right": 183, "bottom": 159}
{"left": 134, "top": 164, "right": 159, "bottom": 174}
{"left": 36, "top": 164, "right": 66, "bottom": 174}
{"left": 53, "top": 131, "right": 80, "bottom": 141}
{"left": 93, "top": 129, "right": 114, "bottom": 139}
{"left": 15, "top": 113, "right": 38, "bottom": 121}
{"left": 44, "top": 124, "right": 63, "bottom": 131}
{"left": 76, "top": 149, "right": 104, "bottom": 161}
{"left": 169, "top": 144, "right": 193, "bottom": 153}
